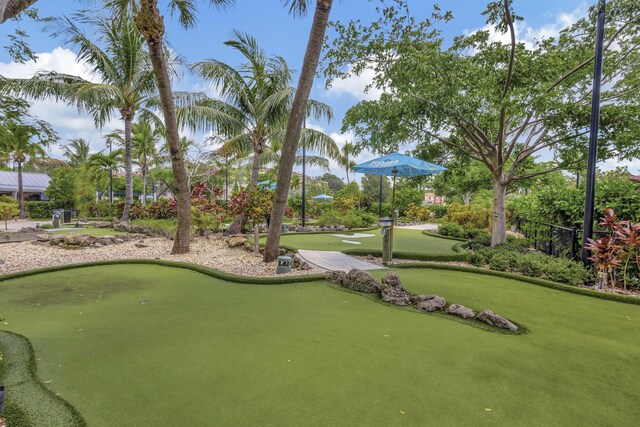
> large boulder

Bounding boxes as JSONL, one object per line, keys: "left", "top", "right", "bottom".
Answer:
{"left": 446, "top": 304, "right": 476, "bottom": 319}
{"left": 379, "top": 272, "right": 411, "bottom": 305}
{"left": 324, "top": 270, "right": 347, "bottom": 286}
{"left": 412, "top": 295, "right": 446, "bottom": 312}
{"left": 344, "top": 269, "right": 381, "bottom": 293}
{"left": 477, "top": 310, "right": 518, "bottom": 332}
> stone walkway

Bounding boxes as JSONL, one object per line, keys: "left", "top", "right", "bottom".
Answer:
{"left": 298, "top": 249, "right": 386, "bottom": 272}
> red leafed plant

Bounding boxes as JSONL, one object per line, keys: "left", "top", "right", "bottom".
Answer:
{"left": 585, "top": 208, "right": 640, "bottom": 292}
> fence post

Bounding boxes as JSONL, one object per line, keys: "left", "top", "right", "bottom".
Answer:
{"left": 534, "top": 228, "right": 538, "bottom": 250}
{"left": 571, "top": 227, "right": 578, "bottom": 260}
{"left": 548, "top": 225, "right": 553, "bottom": 256}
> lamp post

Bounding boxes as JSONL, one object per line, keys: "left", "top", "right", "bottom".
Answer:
{"left": 108, "top": 139, "right": 113, "bottom": 204}
{"left": 581, "top": 0, "right": 606, "bottom": 266}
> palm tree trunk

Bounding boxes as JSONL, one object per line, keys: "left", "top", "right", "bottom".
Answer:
{"left": 264, "top": 0, "right": 333, "bottom": 262}
{"left": 1, "top": 0, "right": 38, "bottom": 24}
{"left": 142, "top": 166, "right": 147, "bottom": 206}
{"left": 135, "top": 0, "right": 191, "bottom": 254}
{"left": 227, "top": 150, "right": 261, "bottom": 235}
{"left": 17, "top": 160, "right": 25, "bottom": 218}
{"left": 120, "top": 113, "right": 134, "bottom": 222}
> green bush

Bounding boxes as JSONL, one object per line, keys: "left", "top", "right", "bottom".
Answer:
{"left": 317, "top": 209, "right": 377, "bottom": 229}
{"left": 86, "top": 200, "right": 115, "bottom": 218}
{"left": 25, "top": 201, "right": 53, "bottom": 218}
{"left": 130, "top": 218, "right": 177, "bottom": 235}
{"left": 468, "top": 246, "right": 590, "bottom": 286}
{"left": 438, "top": 222, "right": 465, "bottom": 238}
{"left": 0, "top": 195, "right": 17, "bottom": 205}
{"left": 429, "top": 204, "right": 447, "bottom": 218}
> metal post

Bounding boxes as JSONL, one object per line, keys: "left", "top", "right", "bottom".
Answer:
{"left": 225, "top": 156, "right": 229, "bottom": 205}
{"left": 548, "top": 225, "right": 553, "bottom": 256}
{"left": 581, "top": 0, "right": 606, "bottom": 266}
{"left": 571, "top": 227, "right": 578, "bottom": 260}
{"left": 378, "top": 175, "right": 383, "bottom": 217}
{"left": 302, "top": 117, "right": 306, "bottom": 227}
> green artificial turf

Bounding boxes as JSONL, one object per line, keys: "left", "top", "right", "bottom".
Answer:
{"left": 1, "top": 265, "right": 640, "bottom": 425}
{"left": 263, "top": 228, "right": 458, "bottom": 255}
{"left": 50, "top": 227, "right": 124, "bottom": 237}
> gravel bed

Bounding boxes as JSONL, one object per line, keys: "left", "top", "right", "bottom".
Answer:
{"left": 0, "top": 236, "right": 323, "bottom": 278}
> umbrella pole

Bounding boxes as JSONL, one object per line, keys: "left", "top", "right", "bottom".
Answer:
{"left": 390, "top": 173, "right": 396, "bottom": 261}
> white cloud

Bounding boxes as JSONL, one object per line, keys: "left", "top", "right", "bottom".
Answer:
{"left": 466, "top": 5, "right": 585, "bottom": 50}
{"left": 327, "top": 67, "right": 383, "bottom": 102}
{"left": 0, "top": 47, "right": 123, "bottom": 157}
{"left": 601, "top": 158, "right": 640, "bottom": 173}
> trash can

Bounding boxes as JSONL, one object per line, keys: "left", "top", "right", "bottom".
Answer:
{"left": 63, "top": 210, "right": 72, "bottom": 224}
{"left": 276, "top": 256, "right": 292, "bottom": 274}
{"left": 52, "top": 211, "right": 61, "bottom": 228}
{"left": 379, "top": 218, "right": 394, "bottom": 263}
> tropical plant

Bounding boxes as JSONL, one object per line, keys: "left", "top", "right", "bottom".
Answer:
{"left": 339, "top": 142, "right": 357, "bottom": 184}
{"left": 132, "top": 120, "right": 161, "bottom": 204}
{"left": 228, "top": 188, "right": 273, "bottom": 253}
{"left": 0, "top": 12, "right": 160, "bottom": 224}
{"left": 87, "top": 149, "right": 124, "bottom": 192}
{"left": 0, "top": 201, "right": 18, "bottom": 229}
{"left": 188, "top": 31, "right": 335, "bottom": 234}
{"left": 63, "top": 138, "right": 91, "bottom": 167}
{"left": 265, "top": 0, "right": 334, "bottom": 262}
{"left": 0, "top": 96, "right": 57, "bottom": 217}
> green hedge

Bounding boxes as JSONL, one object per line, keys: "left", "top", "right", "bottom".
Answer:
{"left": 392, "top": 263, "right": 640, "bottom": 306}
{"left": 341, "top": 248, "right": 469, "bottom": 262}
{"left": 422, "top": 229, "right": 467, "bottom": 242}
{"left": 0, "top": 259, "right": 325, "bottom": 285}
{"left": 0, "top": 331, "right": 86, "bottom": 426}
{"left": 25, "top": 201, "right": 53, "bottom": 219}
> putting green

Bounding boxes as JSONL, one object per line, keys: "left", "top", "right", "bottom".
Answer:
{"left": 1, "top": 264, "right": 639, "bottom": 425}
{"left": 263, "top": 228, "right": 458, "bottom": 255}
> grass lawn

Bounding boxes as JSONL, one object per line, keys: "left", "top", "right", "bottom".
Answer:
{"left": 263, "top": 228, "right": 458, "bottom": 255}
{"left": 1, "top": 264, "right": 639, "bottom": 425}
{"left": 50, "top": 227, "right": 123, "bottom": 237}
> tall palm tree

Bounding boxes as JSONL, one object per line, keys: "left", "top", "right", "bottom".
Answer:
{"left": 265, "top": 0, "right": 334, "bottom": 261}
{"left": 188, "top": 31, "right": 335, "bottom": 233}
{"left": 132, "top": 120, "right": 161, "bottom": 204}
{"left": 340, "top": 142, "right": 357, "bottom": 184}
{"left": 0, "top": 121, "right": 56, "bottom": 217}
{"left": 63, "top": 138, "right": 91, "bottom": 167}
{"left": 0, "top": 12, "right": 158, "bottom": 223}
{"left": 103, "top": 0, "right": 234, "bottom": 254}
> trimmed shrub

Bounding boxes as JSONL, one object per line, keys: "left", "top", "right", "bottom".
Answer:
{"left": 25, "top": 201, "right": 53, "bottom": 218}
{"left": 438, "top": 222, "right": 465, "bottom": 238}
{"left": 317, "top": 209, "right": 377, "bottom": 229}
{"left": 443, "top": 203, "right": 491, "bottom": 229}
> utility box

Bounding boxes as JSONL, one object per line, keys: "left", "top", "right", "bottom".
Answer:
{"left": 52, "top": 211, "right": 61, "bottom": 228}
{"left": 379, "top": 218, "right": 394, "bottom": 262}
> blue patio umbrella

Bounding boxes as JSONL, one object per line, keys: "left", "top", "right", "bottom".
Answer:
{"left": 312, "top": 194, "right": 333, "bottom": 200}
{"left": 353, "top": 152, "right": 446, "bottom": 258}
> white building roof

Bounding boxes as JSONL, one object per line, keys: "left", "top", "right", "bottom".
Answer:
{"left": 0, "top": 171, "right": 50, "bottom": 193}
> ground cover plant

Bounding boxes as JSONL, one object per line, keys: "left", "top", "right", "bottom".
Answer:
{"left": 0, "top": 264, "right": 639, "bottom": 425}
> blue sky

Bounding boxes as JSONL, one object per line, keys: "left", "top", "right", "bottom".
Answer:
{"left": 1, "top": 0, "right": 602, "bottom": 179}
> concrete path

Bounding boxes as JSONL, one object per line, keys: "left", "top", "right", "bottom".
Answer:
{"left": 3, "top": 219, "right": 53, "bottom": 232}
{"left": 397, "top": 223, "right": 438, "bottom": 231}
{"left": 298, "top": 249, "right": 386, "bottom": 272}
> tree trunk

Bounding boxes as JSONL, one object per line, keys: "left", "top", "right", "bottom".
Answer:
{"left": 17, "top": 160, "right": 24, "bottom": 218}
{"left": 142, "top": 167, "right": 147, "bottom": 206}
{"left": 120, "top": 113, "right": 134, "bottom": 222}
{"left": 491, "top": 176, "right": 508, "bottom": 247}
{"left": 227, "top": 149, "right": 261, "bottom": 235}
{"left": 263, "top": 0, "right": 333, "bottom": 262}
{"left": 254, "top": 224, "right": 260, "bottom": 254}
{"left": 135, "top": 0, "right": 191, "bottom": 254}
{"left": 1, "top": 0, "right": 38, "bottom": 24}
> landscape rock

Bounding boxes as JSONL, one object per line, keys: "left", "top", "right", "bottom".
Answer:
{"left": 477, "top": 310, "right": 518, "bottom": 331}
{"left": 412, "top": 295, "right": 446, "bottom": 312}
{"left": 446, "top": 304, "right": 476, "bottom": 319}
{"left": 299, "top": 261, "right": 311, "bottom": 270}
{"left": 324, "top": 270, "right": 347, "bottom": 286}
{"left": 344, "top": 268, "right": 381, "bottom": 293}
{"left": 379, "top": 272, "right": 411, "bottom": 305}
{"left": 227, "top": 235, "right": 247, "bottom": 248}
{"left": 134, "top": 241, "right": 149, "bottom": 248}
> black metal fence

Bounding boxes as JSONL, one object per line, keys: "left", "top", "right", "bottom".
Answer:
{"left": 514, "top": 219, "right": 608, "bottom": 261}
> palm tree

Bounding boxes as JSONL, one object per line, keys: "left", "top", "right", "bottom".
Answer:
{"left": 0, "top": 0, "right": 37, "bottom": 23}
{"left": 340, "top": 142, "right": 357, "bottom": 184}
{"left": 0, "top": 121, "right": 56, "bottom": 217}
{"left": 63, "top": 138, "right": 91, "bottom": 167}
{"left": 87, "top": 149, "right": 124, "bottom": 194}
{"left": 132, "top": 120, "right": 160, "bottom": 204}
{"left": 188, "top": 31, "right": 335, "bottom": 233}
{"left": 265, "top": 0, "right": 334, "bottom": 261}
{"left": 103, "top": 0, "right": 234, "bottom": 254}
{"left": 0, "top": 12, "right": 157, "bottom": 223}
